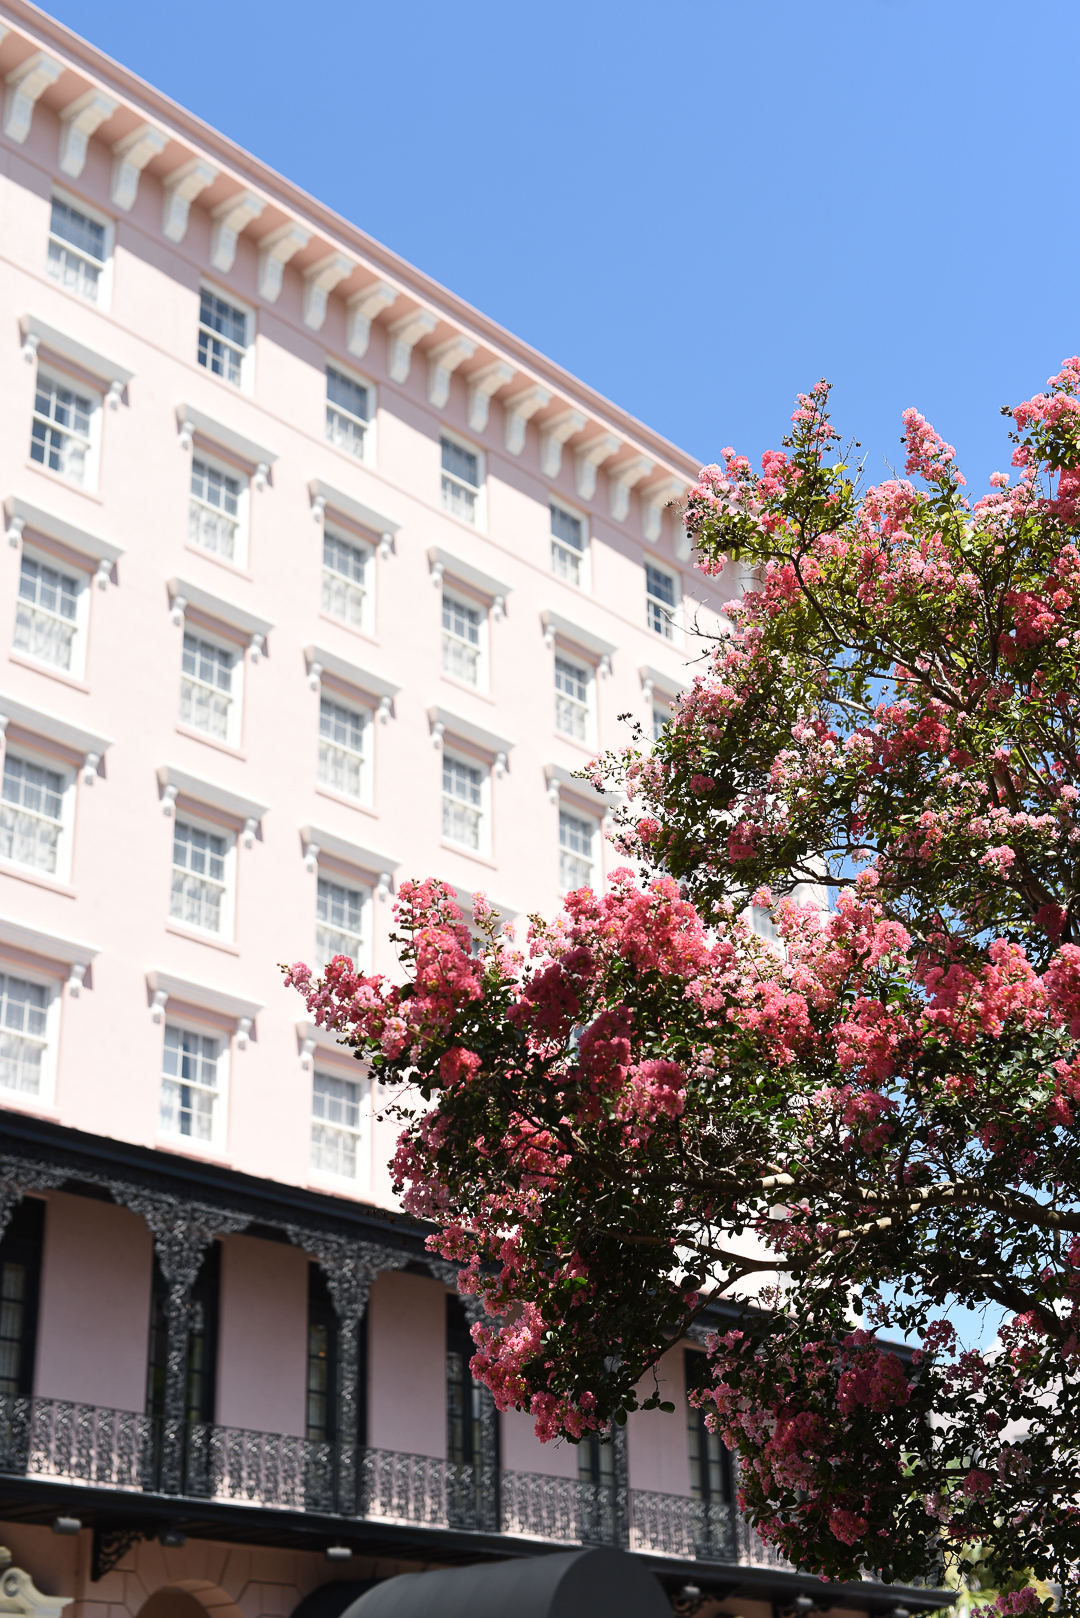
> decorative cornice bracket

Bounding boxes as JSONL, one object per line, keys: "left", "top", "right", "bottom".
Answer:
{"left": 575, "top": 432, "right": 621, "bottom": 501}
{"left": 3, "top": 51, "right": 63, "bottom": 145}
{"left": 111, "top": 123, "right": 168, "bottom": 212}
{"left": 346, "top": 280, "right": 396, "bottom": 358}
{"left": 58, "top": 89, "right": 118, "bottom": 178}
{"left": 608, "top": 454, "right": 654, "bottom": 522}
{"left": 503, "top": 385, "right": 551, "bottom": 456}
{"left": 257, "top": 221, "right": 311, "bottom": 302}
{"left": 466, "top": 361, "right": 514, "bottom": 433}
{"left": 540, "top": 408, "right": 586, "bottom": 478}
{"left": 386, "top": 309, "right": 437, "bottom": 384}
{"left": 302, "top": 251, "right": 355, "bottom": 331}
{"left": 209, "top": 190, "right": 265, "bottom": 273}
{"left": 427, "top": 334, "right": 476, "bottom": 409}
{"left": 161, "top": 158, "right": 219, "bottom": 243}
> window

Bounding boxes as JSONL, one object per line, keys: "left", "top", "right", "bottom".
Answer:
{"left": 653, "top": 703, "right": 670, "bottom": 742}
{"left": 447, "top": 1294, "right": 485, "bottom": 1471}
{"left": 555, "top": 655, "right": 590, "bottom": 742}
{"left": 15, "top": 551, "right": 82, "bottom": 672}
{"left": 646, "top": 562, "right": 677, "bottom": 639}
{"left": 1, "top": 751, "right": 68, "bottom": 877}
{"left": 442, "top": 754, "right": 483, "bottom": 851}
{"left": 197, "top": 286, "right": 248, "bottom": 387}
{"left": 0, "top": 1199, "right": 44, "bottom": 1398}
{"left": 311, "top": 1070, "right": 364, "bottom": 1178}
{"left": 47, "top": 193, "right": 109, "bottom": 303}
{"left": 160, "top": 1024, "right": 220, "bottom": 1142}
{"left": 559, "top": 808, "right": 594, "bottom": 891}
{"left": 551, "top": 503, "right": 586, "bottom": 586}
{"left": 170, "top": 818, "right": 229, "bottom": 934}
{"left": 318, "top": 697, "right": 366, "bottom": 800}
{"left": 189, "top": 457, "right": 245, "bottom": 562}
{"left": 686, "top": 1349, "right": 733, "bottom": 1505}
{"left": 322, "top": 531, "right": 371, "bottom": 632}
{"left": 306, "top": 1264, "right": 338, "bottom": 1444}
{"left": 326, "top": 367, "right": 370, "bottom": 459}
{"left": 147, "top": 1245, "right": 219, "bottom": 1422}
{"left": 180, "top": 631, "right": 238, "bottom": 744}
{"left": 30, "top": 368, "right": 96, "bottom": 487}
{"left": 577, "top": 1431, "right": 617, "bottom": 1541}
{"left": 0, "top": 971, "right": 49, "bottom": 1098}
{"left": 442, "top": 592, "right": 483, "bottom": 686}
{"left": 441, "top": 435, "right": 481, "bottom": 525}
{"left": 316, "top": 875, "right": 365, "bottom": 969}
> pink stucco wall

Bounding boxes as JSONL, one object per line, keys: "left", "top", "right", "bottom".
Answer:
{"left": 215, "top": 1234, "right": 309, "bottom": 1438}
{"left": 34, "top": 1190, "right": 153, "bottom": 1410}
{"left": 366, "top": 1271, "right": 446, "bottom": 1457}
{"left": 627, "top": 1346, "right": 691, "bottom": 1494}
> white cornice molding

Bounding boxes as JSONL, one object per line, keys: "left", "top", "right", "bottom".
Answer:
{"left": 540, "top": 407, "right": 586, "bottom": 478}
{"left": 466, "top": 360, "right": 514, "bottom": 433}
{"left": 175, "top": 403, "right": 278, "bottom": 476}
{"left": 209, "top": 189, "right": 265, "bottom": 273}
{"left": 386, "top": 309, "right": 437, "bottom": 384}
{"left": 167, "top": 576, "right": 273, "bottom": 648}
{"left": 161, "top": 157, "right": 218, "bottom": 243}
{"left": 146, "top": 969, "right": 263, "bottom": 1025}
{"left": 427, "top": 706, "right": 515, "bottom": 770}
{"left": 540, "top": 609, "right": 617, "bottom": 674}
{"left": 57, "top": 88, "right": 117, "bottom": 178}
{"left": 544, "top": 761, "right": 621, "bottom": 810}
{"left": 639, "top": 663, "right": 689, "bottom": 701}
{"left": 21, "top": 314, "right": 134, "bottom": 405}
{"left": 256, "top": 221, "right": 311, "bottom": 302}
{"left": 156, "top": 763, "right": 269, "bottom": 832}
{"left": 302, "top": 251, "right": 355, "bottom": 331}
{"left": 304, "top": 645, "right": 400, "bottom": 716}
{"left": 307, "top": 479, "right": 400, "bottom": 540}
{"left": 427, "top": 334, "right": 476, "bottom": 409}
{"left": 300, "top": 826, "right": 400, "bottom": 886}
{"left": 110, "top": 122, "right": 168, "bottom": 212}
{"left": 503, "top": 384, "right": 551, "bottom": 456}
{"left": 6, "top": 496, "right": 124, "bottom": 578}
{"left": 3, "top": 49, "right": 62, "bottom": 143}
{"left": 641, "top": 475, "right": 687, "bottom": 543}
{"left": 427, "top": 546, "right": 509, "bottom": 614}
{"left": 0, "top": 915, "right": 98, "bottom": 973}
{"left": 575, "top": 431, "right": 621, "bottom": 501}
{"left": 445, "top": 882, "right": 518, "bottom": 924}
{"left": 0, "top": 691, "right": 112, "bottom": 779}
{"left": 608, "top": 454, "right": 654, "bottom": 522}
{"left": 346, "top": 280, "right": 397, "bottom": 358}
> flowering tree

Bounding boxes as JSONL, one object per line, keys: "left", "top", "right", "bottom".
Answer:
{"left": 286, "top": 363, "right": 1080, "bottom": 1609}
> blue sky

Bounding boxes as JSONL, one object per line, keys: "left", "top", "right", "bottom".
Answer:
{"left": 42, "top": 0, "right": 1080, "bottom": 496}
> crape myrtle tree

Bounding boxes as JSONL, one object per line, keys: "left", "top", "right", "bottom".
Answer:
{"left": 286, "top": 363, "right": 1080, "bottom": 1610}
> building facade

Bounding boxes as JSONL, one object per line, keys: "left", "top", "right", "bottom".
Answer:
{"left": 0, "top": 9, "right": 942, "bottom": 1618}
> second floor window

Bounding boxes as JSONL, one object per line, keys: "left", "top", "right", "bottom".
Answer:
{"left": 160, "top": 1024, "right": 219, "bottom": 1142}
{"left": 181, "top": 632, "right": 235, "bottom": 742}
{"left": 318, "top": 697, "right": 366, "bottom": 800}
{"left": 189, "top": 458, "right": 243, "bottom": 561}
{"left": 171, "top": 819, "right": 228, "bottom": 934}
{"left": 317, "top": 876, "right": 364, "bottom": 969}
{"left": 306, "top": 1265, "right": 338, "bottom": 1445}
{"left": 646, "top": 562, "right": 677, "bottom": 639}
{"left": 0, "top": 1199, "right": 44, "bottom": 1397}
{"left": 447, "top": 1294, "right": 485, "bottom": 1471}
{"left": 555, "top": 655, "right": 589, "bottom": 742}
{"left": 653, "top": 703, "right": 670, "bottom": 742}
{"left": 322, "top": 532, "right": 370, "bottom": 631}
{"left": 0, "top": 972, "right": 48, "bottom": 1098}
{"left": 311, "top": 1070, "right": 363, "bottom": 1179}
{"left": 442, "top": 593, "right": 482, "bottom": 685}
{"left": 47, "top": 195, "right": 107, "bottom": 302}
{"left": 441, "top": 436, "right": 480, "bottom": 525}
{"left": 1, "top": 752, "right": 66, "bottom": 876}
{"left": 147, "top": 1246, "right": 219, "bottom": 1422}
{"left": 442, "top": 754, "right": 483, "bottom": 851}
{"left": 15, "top": 554, "right": 80, "bottom": 671}
{"left": 326, "top": 367, "right": 370, "bottom": 458}
{"left": 551, "top": 504, "right": 585, "bottom": 585}
{"left": 31, "top": 370, "right": 95, "bottom": 487}
{"left": 559, "top": 808, "right": 594, "bottom": 891}
{"left": 198, "top": 287, "right": 247, "bottom": 386}
{"left": 686, "top": 1350, "right": 733, "bottom": 1507}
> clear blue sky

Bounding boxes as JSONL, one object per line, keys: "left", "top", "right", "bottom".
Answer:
{"left": 40, "top": 0, "right": 1080, "bottom": 496}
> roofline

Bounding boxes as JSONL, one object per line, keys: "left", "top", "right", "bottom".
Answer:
{"left": 1, "top": 0, "right": 704, "bottom": 482}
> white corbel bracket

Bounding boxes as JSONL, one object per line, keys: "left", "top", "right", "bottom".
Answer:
{"left": 169, "top": 595, "right": 187, "bottom": 627}
{"left": 386, "top": 309, "right": 437, "bottom": 384}
{"left": 308, "top": 660, "right": 323, "bottom": 692}
{"left": 177, "top": 418, "right": 194, "bottom": 452}
{"left": 608, "top": 454, "right": 654, "bottom": 522}
{"left": 7, "top": 516, "right": 24, "bottom": 548}
{"left": 242, "top": 817, "right": 257, "bottom": 848}
{"left": 82, "top": 752, "right": 100, "bottom": 784}
{"left": 95, "top": 556, "right": 111, "bottom": 589}
{"left": 210, "top": 190, "right": 265, "bottom": 273}
{"left": 540, "top": 408, "right": 587, "bottom": 478}
{"left": 575, "top": 432, "right": 621, "bottom": 501}
{"left": 346, "top": 280, "right": 396, "bottom": 357}
{"left": 547, "top": 778, "right": 561, "bottom": 805}
{"left": 303, "top": 251, "right": 355, "bottom": 331}
{"left": 467, "top": 361, "right": 514, "bottom": 433}
{"left": 431, "top": 720, "right": 445, "bottom": 751}
{"left": 304, "top": 841, "right": 320, "bottom": 873}
{"left": 161, "top": 158, "right": 219, "bottom": 243}
{"left": 4, "top": 51, "right": 63, "bottom": 145}
{"left": 151, "top": 988, "right": 169, "bottom": 1021}
{"left": 249, "top": 634, "right": 264, "bottom": 663}
{"left": 300, "top": 1034, "right": 317, "bottom": 1069}
{"left": 428, "top": 334, "right": 476, "bottom": 408}
{"left": 58, "top": 90, "right": 118, "bottom": 179}
{"left": 161, "top": 784, "right": 179, "bottom": 816}
{"left": 641, "top": 475, "right": 687, "bottom": 543}
{"left": 311, "top": 494, "right": 327, "bottom": 525}
{"left": 66, "top": 963, "right": 87, "bottom": 998}
{"left": 504, "top": 385, "right": 552, "bottom": 456}
{"left": 377, "top": 695, "right": 392, "bottom": 723}
{"left": 494, "top": 751, "right": 508, "bottom": 779}
{"left": 430, "top": 560, "right": 444, "bottom": 589}
{"left": 111, "top": 123, "right": 169, "bottom": 212}
{"left": 236, "top": 1016, "right": 252, "bottom": 1049}
{"left": 21, "top": 332, "right": 38, "bottom": 364}
{"left": 378, "top": 532, "right": 394, "bottom": 560}
{"left": 376, "top": 871, "right": 392, "bottom": 898}
{"left": 106, "top": 380, "right": 124, "bottom": 411}
{"left": 253, "top": 463, "right": 269, "bottom": 492}
{"left": 257, "top": 221, "right": 311, "bottom": 302}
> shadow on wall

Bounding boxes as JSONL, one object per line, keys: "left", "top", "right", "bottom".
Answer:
{"left": 136, "top": 1584, "right": 244, "bottom": 1618}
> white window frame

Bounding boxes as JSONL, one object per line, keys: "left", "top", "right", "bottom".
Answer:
{"left": 310, "top": 1065, "right": 369, "bottom": 1184}
{"left": 559, "top": 804, "right": 598, "bottom": 893}
{"left": 0, "top": 739, "right": 76, "bottom": 884}
{"left": 0, "top": 959, "right": 60, "bottom": 1109}
{"left": 158, "top": 1015, "right": 230, "bottom": 1152}
{"left": 14, "top": 542, "right": 90, "bottom": 680}
{"left": 47, "top": 187, "right": 114, "bottom": 310}
{"left": 321, "top": 527, "right": 374, "bottom": 636}
{"left": 441, "top": 588, "right": 488, "bottom": 692}
{"left": 645, "top": 560, "right": 680, "bottom": 643}
{"left": 179, "top": 624, "right": 245, "bottom": 749}
{"left": 441, "top": 748, "right": 489, "bottom": 857}
{"left": 315, "top": 870, "right": 371, "bottom": 972}
{"left": 325, "top": 360, "right": 376, "bottom": 465}
{"left": 30, "top": 363, "right": 101, "bottom": 492}
{"left": 169, "top": 811, "right": 237, "bottom": 940}
{"left": 550, "top": 499, "right": 590, "bottom": 590}
{"left": 554, "top": 650, "right": 594, "bottom": 746}
{"left": 188, "top": 451, "right": 250, "bottom": 568}
{"left": 652, "top": 700, "right": 671, "bottom": 743}
{"left": 197, "top": 282, "right": 254, "bottom": 392}
{"left": 317, "top": 692, "right": 370, "bottom": 805}
{"left": 439, "top": 430, "right": 486, "bottom": 530}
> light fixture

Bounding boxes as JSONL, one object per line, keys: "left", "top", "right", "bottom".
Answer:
{"left": 891, "top": 1608, "right": 911, "bottom": 1618}
{"left": 52, "top": 1517, "right": 81, "bottom": 1536}
{"left": 794, "top": 1599, "right": 816, "bottom": 1615}
{"left": 325, "top": 1546, "right": 352, "bottom": 1563}
{"left": 160, "top": 1529, "right": 187, "bottom": 1548}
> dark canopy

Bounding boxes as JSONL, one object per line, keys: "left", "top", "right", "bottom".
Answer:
{"left": 342, "top": 1548, "right": 672, "bottom": 1618}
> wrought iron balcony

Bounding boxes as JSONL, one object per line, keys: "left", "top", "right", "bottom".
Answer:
{"left": 0, "top": 1394, "right": 788, "bottom": 1568}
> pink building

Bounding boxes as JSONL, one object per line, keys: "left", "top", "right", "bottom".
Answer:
{"left": 0, "top": 9, "right": 944, "bottom": 1618}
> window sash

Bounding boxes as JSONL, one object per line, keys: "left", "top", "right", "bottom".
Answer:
{"left": 189, "top": 460, "right": 241, "bottom": 559}
{"left": 0, "top": 973, "right": 48, "bottom": 1097}
{"left": 653, "top": 705, "right": 670, "bottom": 741}
{"left": 559, "top": 810, "right": 594, "bottom": 890}
{"left": 180, "top": 633, "right": 234, "bottom": 740}
{"left": 160, "top": 1025, "right": 219, "bottom": 1141}
{"left": 311, "top": 1071, "right": 363, "bottom": 1177}
{"left": 555, "top": 657, "right": 589, "bottom": 741}
{"left": 31, "top": 374, "right": 92, "bottom": 484}
{"left": 1, "top": 755, "right": 64, "bottom": 875}
{"left": 47, "top": 198, "right": 105, "bottom": 301}
{"left": 318, "top": 699, "right": 365, "bottom": 798}
{"left": 170, "top": 821, "right": 228, "bottom": 933}
{"left": 646, "top": 564, "right": 677, "bottom": 639}
{"left": 442, "top": 757, "right": 483, "bottom": 849}
{"left": 321, "top": 533, "right": 368, "bottom": 627}
{"left": 551, "top": 539, "right": 582, "bottom": 585}
{"left": 326, "top": 369, "right": 369, "bottom": 458}
{"left": 15, "top": 556, "right": 79, "bottom": 670}
{"left": 442, "top": 595, "right": 481, "bottom": 685}
{"left": 197, "top": 289, "right": 247, "bottom": 386}
{"left": 440, "top": 438, "right": 480, "bottom": 525}
{"left": 316, "top": 877, "right": 364, "bottom": 968}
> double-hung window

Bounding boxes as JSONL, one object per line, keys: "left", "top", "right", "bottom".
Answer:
{"left": 316, "top": 876, "right": 365, "bottom": 969}
{"left": 442, "top": 593, "right": 482, "bottom": 686}
{"left": 197, "top": 287, "right": 248, "bottom": 387}
{"left": 442, "top": 753, "right": 484, "bottom": 851}
{"left": 0, "top": 972, "right": 49, "bottom": 1099}
{"left": 440, "top": 436, "right": 481, "bottom": 526}
{"left": 311, "top": 1070, "right": 364, "bottom": 1179}
{"left": 160, "top": 1024, "right": 221, "bottom": 1143}
{"left": 47, "top": 194, "right": 109, "bottom": 304}
{"left": 559, "top": 808, "right": 594, "bottom": 891}
{"left": 551, "top": 503, "right": 587, "bottom": 586}
{"left": 652, "top": 703, "right": 670, "bottom": 742}
{"left": 180, "top": 631, "right": 238, "bottom": 744}
{"left": 15, "top": 553, "right": 82, "bottom": 673}
{"left": 170, "top": 819, "right": 229, "bottom": 934}
{"left": 1, "top": 752, "right": 68, "bottom": 878}
{"left": 31, "top": 369, "right": 96, "bottom": 488}
{"left": 555, "top": 655, "right": 590, "bottom": 742}
{"left": 326, "top": 367, "right": 371, "bottom": 460}
{"left": 318, "top": 697, "right": 366, "bottom": 800}
{"left": 189, "top": 458, "right": 245, "bottom": 562}
{"left": 322, "top": 532, "right": 370, "bottom": 631}
{"left": 646, "top": 562, "right": 677, "bottom": 639}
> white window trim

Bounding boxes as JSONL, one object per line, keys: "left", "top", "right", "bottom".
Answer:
{"left": 440, "top": 746, "right": 491, "bottom": 858}
{"left": 0, "top": 956, "right": 61, "bottom": 1109}
{"left": 554, "top": 649, "right": 595, "bottom": 748}
{"left": 47, "top": 186, "right": 115, "bottom": 311}
{"left": 550, "top": 497, "right": 591, "bottom": 591}
{"left": 31, "top": 361, "right": 102, "bottom": 493}
{"left": 320, "top": 525, "right": 374, "bottom": 637}
{"left": 557, "top": 802, "right": 600, "bottom": 894}
{"left": 178, "top": 621, "right": 246, "bottom": 749}
{"left": 187, "top": 450, "right": 250, "bottom": 570}
{"left": 197, "top": 282, "right": 255, "bottom": 393}
{"left": 14, "top": 539, "right": 91, "bottom": 680}
{"left": 317, "top": 689, "right": 371, "bottom": 807}
{"left": 441, "top": 585, "right": 489, "bottom": 694}
{"left": 168, "top": 808, "right": 237, "bottom": 942}
{"left": 439, "top": 427, "right": 486, "bottom": 532}
{"left": 0, "top": 732, "right": 77, "bottom": 885}
{"left": 309, "top": 1062, "right": 371, "bottom": 1189}
{"left": 325, "top": 357, "right": 377, "bottom": 466}
{"left": 645, "top": 559, "right": 682, "bottom": 644}
{"left": 315, "top": 866, "right": 373, "bottom": 974}
{"left": 157, "top": 1011, "right": 231, "bottom": 1154}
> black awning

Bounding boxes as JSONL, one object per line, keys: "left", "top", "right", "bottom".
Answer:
{"left": 343, "top": 1548, "right": 671, "bottom": 1618}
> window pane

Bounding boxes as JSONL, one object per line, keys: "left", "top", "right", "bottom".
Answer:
{"left": 550, "top": 505, "right": 583, "bottom": 551}
{"left": 180, "top": 633, "right": 234, "bottom": 738}
{"left": 555, "top": 657, "right": 589, "bottom": 741}
{"left": 441, "top": 436, "right": 478, "bottom": 488}
{"left": 442, "top": 594, "right": 482, "bottom": 684}
{"left": 15, "top": 556, "right": 78, "bottom": 670}
{"left": 559, "top": 809, "right": 593, "bottom": 890}
{"left": 199, "top": 287, "right": 247, "bottom": 346}
{"left": 321, "top": 533, "right": 368, "bottom": 626}
{"left": 442, "top": 756, "right": 483, "bottom": 849}
{"left": 30, "top": 374, "right": 92, "bottom": 483}
{"left": 311, "top": 1071, "right": 362, "bottom": 1177}
{"left": 170, "top": 820, "right": 227, "bottom": 932}
{"left": 160, "top": 1024, "right": 218, "bottom": 1140}
{"left": 646, "top": 563, "right": 677, "bottom": 638}
{"left": 50, "top": 197, "right": 106, "bottom": 261}
{"left": 327, "top": 367, "right": 369, "bottom": 421}
{"left": 1, "top": 754, "right": 64, "bottom": 874}
{"left": 316, "top": 877, "right": 364, "bottom": 967}
{"left": 0, "top": 972, "right": 48, "bottom": 1096}
{"left": 318, "top": 698, "right": 365, "bottom": 798}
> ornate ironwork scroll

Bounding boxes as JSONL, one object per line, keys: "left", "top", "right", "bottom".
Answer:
{"left": 612, "top": 1419, "right": 631, "bottom": 1548}
{"left": 0, "top": 1158, "right": 67, "bottom": 1241}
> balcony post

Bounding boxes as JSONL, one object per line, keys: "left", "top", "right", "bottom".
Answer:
{"left": 426, "top": 1258, "right": 500, "bottom": 1534}
{"left": 613, "top": 1422, "right": 630, "bottom": 1548}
